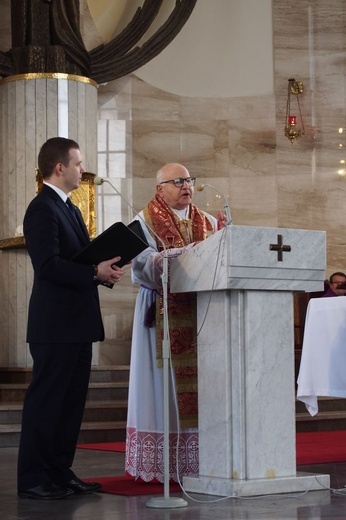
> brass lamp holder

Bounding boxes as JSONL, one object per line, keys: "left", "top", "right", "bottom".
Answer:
{"left": 284, "top": 78, "right": 305, "bottom": 144}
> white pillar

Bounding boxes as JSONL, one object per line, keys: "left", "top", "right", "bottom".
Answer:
{"left": 0, "top": 73, "right": 97, "bottom": 367}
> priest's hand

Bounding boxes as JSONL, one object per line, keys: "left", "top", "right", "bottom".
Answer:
{"left": 217, "top": 210, "right": 227, "bottom": 229}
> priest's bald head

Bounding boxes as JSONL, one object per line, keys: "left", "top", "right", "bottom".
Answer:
{"left": 156, "top": 163, "right": 196, "bottom": 210}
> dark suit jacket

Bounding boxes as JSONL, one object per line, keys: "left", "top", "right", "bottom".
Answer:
{"left": 24, "top": 184, "right": 104, "bottom": 343}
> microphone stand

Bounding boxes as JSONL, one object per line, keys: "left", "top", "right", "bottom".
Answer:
{"left": 197, "top": 183, "right": 232, "bottom": 225}
{"left": 94, "top": 177, "right": 187, "bottom": 509}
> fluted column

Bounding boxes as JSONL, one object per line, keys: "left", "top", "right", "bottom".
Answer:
{"left": 0, "top": 73, "right": 97, "bottom": 367}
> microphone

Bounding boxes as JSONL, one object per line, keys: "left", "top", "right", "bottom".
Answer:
{"left": 196, "top": 183, "right": 232, "bottom": 225}
{"left": 94, "top": 176, "right": 106, "bottom": 186}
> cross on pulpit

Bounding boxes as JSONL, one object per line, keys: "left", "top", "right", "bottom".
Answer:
{"left": 269, "top": 234, "right": 291, "bottom": 261}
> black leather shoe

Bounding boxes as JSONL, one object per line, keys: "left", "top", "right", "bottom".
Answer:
{"left": 66, "top": 477, "right": 102, "bottom": 494}
{"left": 18, "top": 482, "right": 74, "bottom": 500}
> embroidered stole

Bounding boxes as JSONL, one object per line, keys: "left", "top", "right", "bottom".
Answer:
{"left": 143, "top": 194, "right": 215, "bottom": 428}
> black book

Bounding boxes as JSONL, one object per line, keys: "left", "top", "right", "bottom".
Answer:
{"left": 72, "top": 220, "right": 149, "bottom": 267}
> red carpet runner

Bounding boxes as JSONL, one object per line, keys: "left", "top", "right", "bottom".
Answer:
{"left": 79, "top": 442, "right": 181, "bottom": 495}
{"left": 79, "top": 431, "right": 346, "bottom": 495}
{"left": 296, "top": 430, "right": 346, "bottom": 465}
{"left": 85, "top": 474, "right": 181, "bottom": 495}
{"left": 78, "top": 441, "right": 125, "bottom": 453}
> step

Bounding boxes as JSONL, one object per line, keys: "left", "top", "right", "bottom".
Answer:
{"left": 0, "top": 381, "right": 129, "bottom": 402}
{"left": 83, "top": 400, "right": 128, "bottom": 422}
{"left": 0, "top": 423, "right": 22, "bottom": 447}
{"left": 297, "top": 410, "right": 346, "bottom": 422}
{"left": 0, "top": 403, "right": 23, "bottom": 424}
{"left": 0, "top": 366, "right": 130, "bottom": 385}
{"left": 87, "top": 382, "right": 129, "bottom": 401}
{"left": 0, "top": 367, "right": 32, "bottom": 384}
{"left": 0, "top": 366, "right": 130, "bottom": 447}
{"left": 0, "top": 400, "right": 128, "bottom": 424}
{"left": 296, "top": 410, "right": 346, "bottom": 432}
{"left": 77, "top": 421, "right": 127, "bottom": 444}
{"left": 0, "top": 420, "right": 127, "bottom": 447}
{"left": 89, "top": 366, "right": 130, "bottom": 383}
{"left": 295, "top": 396, "right": 346, "bottom": 432}
{"left": 0, "top": 383, "right": 28, "bottom": 402}
{"left": 0, "top": 401, "right": 128, "bottom": 446}
{"left": 296, "top": 396, "right": 346, "bottom": 414}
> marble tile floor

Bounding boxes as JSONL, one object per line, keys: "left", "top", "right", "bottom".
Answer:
{"left": 2, "top": 446, "right": 346, "bottom": 519}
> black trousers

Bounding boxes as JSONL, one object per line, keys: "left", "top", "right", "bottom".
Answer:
{"left": 17, "top": 342, "right": 92, "bottom": 490}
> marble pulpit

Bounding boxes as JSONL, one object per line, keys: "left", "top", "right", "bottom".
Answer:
{"left": 170, "top": 225, "right": 330, "bottom": 497}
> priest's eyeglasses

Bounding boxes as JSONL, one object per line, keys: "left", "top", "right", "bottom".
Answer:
{"left": 159, "top": 177, "right": 196, "bottom": 188}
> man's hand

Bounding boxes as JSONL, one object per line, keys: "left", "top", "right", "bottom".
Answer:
{"left": 95, "top": 257, "right": 125, "bottom": 284}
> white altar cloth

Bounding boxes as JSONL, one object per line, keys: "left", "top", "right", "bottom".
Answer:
{"left": 297, "top": 296, "right": 346, "bottom": 416}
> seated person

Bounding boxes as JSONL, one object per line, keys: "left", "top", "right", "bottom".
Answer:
{"left": 320, "top": 272, "right": 346, "bottom": 297}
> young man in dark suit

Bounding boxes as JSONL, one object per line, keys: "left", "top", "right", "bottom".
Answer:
{"left": 17, "top": 137, "right": 125, "bottom": 500}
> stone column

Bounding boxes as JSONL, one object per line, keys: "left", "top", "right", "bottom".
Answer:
{"left": 0, "top": 73, "right": 97, "bottom": 367}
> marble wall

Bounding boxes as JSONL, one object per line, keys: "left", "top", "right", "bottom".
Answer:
{"left": 97, "top": 0, "right": 346, "bottom": 271}
{"left": 273, "top": 0, "right": 346, "bottom": 274}
{"left": 96, "top": 0, "right": 346, "bottom": 365}
{"left": 1, "top": 0, "right": 346, "bottom": 366}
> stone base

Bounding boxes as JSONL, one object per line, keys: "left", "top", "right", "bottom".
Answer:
{"left": 183, "top": 471, "right": 330, "bottom": 497}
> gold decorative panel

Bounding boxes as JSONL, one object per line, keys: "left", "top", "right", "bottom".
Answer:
{"left": 0, "top": 170, "right": 97, "bottom": 250}
{"left": 35, "top": 170, "right": 96, "bottom": 238}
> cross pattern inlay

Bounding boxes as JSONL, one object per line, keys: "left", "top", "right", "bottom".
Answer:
{"left": 269, "top": 234, "right": 291, "bottom": 261}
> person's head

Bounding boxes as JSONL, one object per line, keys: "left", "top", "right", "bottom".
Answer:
{"left": 38, "top": 137, "right": 84, "bottom": 194}
{"left": 329, "top": 271, "right": 346, "bottom": 295}
{"left": 156, "top": 163, "right": 196, "bottom": 210}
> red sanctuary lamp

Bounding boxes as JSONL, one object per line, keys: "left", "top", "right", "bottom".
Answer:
{"left": 284, "top": 79, "right": 305, "bottom": 144}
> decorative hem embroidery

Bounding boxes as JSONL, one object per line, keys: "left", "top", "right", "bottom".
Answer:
{"left": 125, "top": 427, "right": 199, "bottom": 483}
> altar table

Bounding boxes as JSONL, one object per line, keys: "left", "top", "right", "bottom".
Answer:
{"left": 297, "top": 296, "right": 346, "bottom": 416}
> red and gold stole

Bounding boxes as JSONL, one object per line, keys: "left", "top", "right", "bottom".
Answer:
{"left": 143, "top": 194, "right": 215, "bottom": 428}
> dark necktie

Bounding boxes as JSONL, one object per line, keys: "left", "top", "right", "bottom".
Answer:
{"left": 66, "top": 198, "right": 89, "bottom": 243}
{"left": 66, "top": 197, "right": 78, "bottom": 220}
